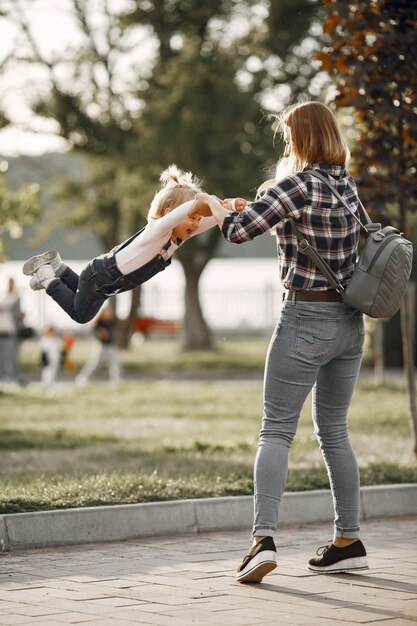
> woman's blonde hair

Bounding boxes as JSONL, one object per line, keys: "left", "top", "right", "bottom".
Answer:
{"left": 258, "top": 101, "right": 349, "bottom": 197}
{"left": 148, "top": 164, "right": 202, "bottom": 220}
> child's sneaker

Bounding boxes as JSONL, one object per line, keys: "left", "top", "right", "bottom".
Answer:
{"left": 307, "top": 539, "right": 369, "bottom": 573}
{"left": 23, "top": 251, "right": 62, "bottom": 276}
{"left": 29, "top": 265, "right": 56, "bottom": 291}
{"left": 236, "top": 536, "right": 277, "bottom": 583}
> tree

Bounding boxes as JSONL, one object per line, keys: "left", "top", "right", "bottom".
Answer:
{"left": 122, "top": 1, "right": 271, "bottom": 349}
{"left": 0, "top": 0, "right": 152, "bottom": 337}
{"left": 0, "top": 171, "right": 43, "bottom": 260}
{"left": 122, "top": 0, "right": 323, "bottom": 349}
{"left": 131, "top": 41, "right": 275, "bottom": 349}
{"left": 317, "top": 0, "right": 417, "bottom": 453}
{"left": 0, "top": 106, "right": 42, "bottom": 259}
{"left": 0, "top": 0, "right": 325, "bottom": 349}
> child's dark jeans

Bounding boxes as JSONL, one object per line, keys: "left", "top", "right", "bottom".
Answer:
{"left": 47, "top": 251, "right": 170, "bottom": 324}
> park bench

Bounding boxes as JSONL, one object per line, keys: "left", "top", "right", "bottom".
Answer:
{"left": 133, "top": 316, "right": 182, "bottom": 339}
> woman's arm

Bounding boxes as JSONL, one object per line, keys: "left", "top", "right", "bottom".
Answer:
{"left": 196, "top": 176, "right": 308, "bottom": 244}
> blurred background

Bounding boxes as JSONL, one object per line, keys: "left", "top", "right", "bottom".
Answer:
{"left": 0, "top": 1, "right": 416, "bottom": 509}
{"left": 1, "top": 0, "right": 415, "bottom": 357}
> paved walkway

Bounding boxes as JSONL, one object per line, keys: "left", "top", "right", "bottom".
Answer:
{"left": 0, "top": 516, "right": 416, "bottom": 625}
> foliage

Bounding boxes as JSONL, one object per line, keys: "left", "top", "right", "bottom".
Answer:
{"left": 0, "top": 109, "right": 9, "bottom": 129}
{"left": 121, "top": 0, "right": 324, "bottom": 347}
{"left": 0, "top": 1, "right": 147, "bottom": 255}
{"left": 0, "top": 0, "right": 325, "bottom": 346}
{"left": 317, "top": 0, "right": 417, "bottom": 455}
{"left": 51, "top": 159, "right": 148, "bottom": 252}
{"left": 0, "top": 172, "right": 43, "bottom": 260}
{"left": 131, "top": 39, "right": 278, "bottom": 347}
{"left": 317, "top": 0, "right": 417, "bottom": 228}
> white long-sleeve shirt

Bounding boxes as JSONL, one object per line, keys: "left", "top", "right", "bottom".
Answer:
{"left": 115, "top": 200, "right": 216, "bottom": 275}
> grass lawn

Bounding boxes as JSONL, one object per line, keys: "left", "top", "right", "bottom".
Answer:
{"left": 1, "top": 337, "right": 416, "bottom": 514}
{"left": 19, "top": 336, "right": 271, "bottom": 376}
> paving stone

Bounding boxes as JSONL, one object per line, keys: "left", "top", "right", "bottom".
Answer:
{"left": 0, "top": 614, "right": 56, "bottom": 625}
{"left": 0, "top": 516, "right": 416, "bottom": 625}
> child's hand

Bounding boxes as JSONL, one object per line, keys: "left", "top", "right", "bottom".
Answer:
{"left": 222, "top": 198, "right": 247, "bottom": 212}
{"left": 189, "top": 193, "right": 214, "bottom": 218}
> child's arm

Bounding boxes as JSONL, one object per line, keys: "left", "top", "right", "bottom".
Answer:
{"left": 187, "top": 197, "right": 247, "bottom": 239}
{"left": 150, "top": 199, "right": 216, "bottom": 240}
{"left": 188, "top": 215, "right": 217, "bottom": 238}
{"left": 151, "top": 200, "right": 195, "bottom": 235}
{"left": 193, "top": 193, "right": 232, "bottom": 229}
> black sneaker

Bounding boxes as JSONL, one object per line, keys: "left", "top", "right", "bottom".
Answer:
{"left": 236, "top": 537, "right": 277, "bottom": 583}
{"left": 307, "top": 539, "right": 369, "bottom": 573}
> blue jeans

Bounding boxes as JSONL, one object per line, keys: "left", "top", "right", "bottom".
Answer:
{"left": 254, "top": 300, "right": 365, "bottom": 539}
{"left": 47, "top": 252, "right": 169, "bottom": 324}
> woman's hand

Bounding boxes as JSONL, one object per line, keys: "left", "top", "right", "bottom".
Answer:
{"left": 222, "top": 198, "right": 248, "bottom": 212}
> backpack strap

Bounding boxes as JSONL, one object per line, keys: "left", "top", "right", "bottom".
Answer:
{"left": 289, "top": 219, "right": 344, "bottom": 293}
{"left": 288, "top": 170, "right": 383, "bottom": 294}
{"left": 289, "top": 169, "right": 376, "bottom": 294}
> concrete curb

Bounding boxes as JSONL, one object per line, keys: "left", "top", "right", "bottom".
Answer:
{"left": 1, "top": 484, "right": 416, "bottom": 551}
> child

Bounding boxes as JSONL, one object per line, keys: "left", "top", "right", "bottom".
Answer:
{"left": 40, "top": 324, "right": 63, "bottom": 388}
{"left": 23, "top": 165, "right": 216, "bottom": 324}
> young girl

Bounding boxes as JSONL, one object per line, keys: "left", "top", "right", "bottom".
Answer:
{"left": 23, "top": 165, "right": 215, "bottom": 324}
{"left": 196, "top": 101, "right": 368, "bottom": 582}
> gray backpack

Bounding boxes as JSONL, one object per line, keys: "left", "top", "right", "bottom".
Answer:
{"left": 291, "top": 170, "right": 413, "bottom": 318}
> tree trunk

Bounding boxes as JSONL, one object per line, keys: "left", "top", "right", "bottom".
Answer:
{"left": 400, "top": 283, "right": 417, "bottom": 457}
{"left": 117, "top": 287, "right": 142, "bottom": 349}
{"left": 180, "top": 261, "right": 213, "bottom": 351}
{"left": 176, "top": 229, "right": 221, "bottom": 352}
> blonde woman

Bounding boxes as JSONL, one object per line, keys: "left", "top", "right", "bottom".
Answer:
{"left": 193, "top": 102, "right": 368, "bottom": 582}
{"left": 23, "top": 166, "right": 215, "bottom": 324}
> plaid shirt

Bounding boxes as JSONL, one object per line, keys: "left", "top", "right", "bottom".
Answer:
{"left": 222, "top": 164, "right": 361, "bottom": 291}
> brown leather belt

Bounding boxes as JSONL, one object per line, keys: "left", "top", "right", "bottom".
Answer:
{"left": 283, "top": 289, "right": 343, "bottom": 302}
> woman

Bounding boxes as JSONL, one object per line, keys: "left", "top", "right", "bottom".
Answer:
{"left": 194, "top": 101, "right": 368, "bottom": 582}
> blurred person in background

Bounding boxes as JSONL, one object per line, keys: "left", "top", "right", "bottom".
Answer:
{"left": 0, "top": 277, "right": 22, "bottom": 382}
{"left": 75, "top": 306, "right": 120, "bottom": 385}
{"left": 40, "top": 324, "right": 63, "bottom": 388}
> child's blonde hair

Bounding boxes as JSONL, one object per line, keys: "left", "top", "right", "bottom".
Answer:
{"left": 257, "top": 101, "right": 349, "bottom": 197}
{"left": 148, "top": 164, "right": 202, "bottom": 220}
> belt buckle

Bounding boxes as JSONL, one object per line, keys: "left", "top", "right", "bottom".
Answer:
{"left": 283, "top": 290, "right": 295, "bottom": 302}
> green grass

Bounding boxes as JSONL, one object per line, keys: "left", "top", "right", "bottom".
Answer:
{"left": 1, "top": 462, "right": 416, "bottom": 514}
{"left": 0, "top": 358, "right": 416, "bottom": 513}
{"left": 0, "top": 427, "right": 116, "bottom": 450}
